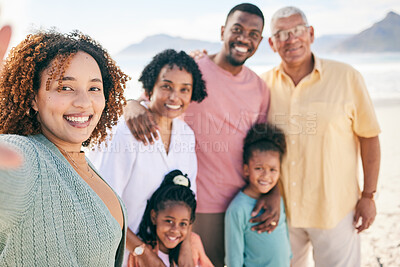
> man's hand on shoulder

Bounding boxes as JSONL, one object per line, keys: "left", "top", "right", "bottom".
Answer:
{"left": 249, "top": 185, "right": 281, "bottom": 233}
{"left": 124, "top": 99, "right": 159, "bottom": 145}
{"left": 189, "top": 49, "right": 208, "bottom": 60}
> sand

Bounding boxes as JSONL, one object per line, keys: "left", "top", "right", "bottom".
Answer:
{"left": 360, "top": 99, "right": 400, "bottom": 267}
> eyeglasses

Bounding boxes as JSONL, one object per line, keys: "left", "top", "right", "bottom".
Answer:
{"left": 273, "top": 25, "right": 309, "bottom": 42}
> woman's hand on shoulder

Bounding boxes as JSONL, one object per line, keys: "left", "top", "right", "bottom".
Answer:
{"left": 190, "top": 232, "right": 214, "bottom": 267}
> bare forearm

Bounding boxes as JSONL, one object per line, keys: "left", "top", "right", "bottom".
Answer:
{"left": 359, "top": 136, "right": 381, "bottom": 193}
{"left": 126, "top": 228, "right": 144, "bottom": 252}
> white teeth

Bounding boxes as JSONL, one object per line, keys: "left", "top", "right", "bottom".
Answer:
{"left": 65, "top": 116, "right": 90, "bottom": 123}
{"left": 288, "top": 47, "right": 300, "bottom": 52}
{"left": 166, "top": 104, "right": 181, "bottom": 110}
{"left": 235, "top": 46, "right": 248, "bottom": 53}
{"left": 167, "top": 236, "right": 179, "bottom": 241}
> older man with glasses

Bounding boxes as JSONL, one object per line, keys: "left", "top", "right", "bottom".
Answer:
{"left": 260, "top": 6, "right": 381, "bottom": 267}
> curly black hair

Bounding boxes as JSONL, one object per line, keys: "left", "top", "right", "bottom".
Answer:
{"left": 0, "top": 30, "right": 129, "bottom": 146}
{"left": 138, "top": 49, "right": 207, "bottom": 103}
{"left": 137, "top": 169, "right": 196, "bottom": 266}
{"left": 243, "top": 123, "right": 286, "bottom": 164}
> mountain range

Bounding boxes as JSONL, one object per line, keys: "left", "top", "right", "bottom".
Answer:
{"left": 118, "top": 11, "right": 400, "bottom": 61}
{"left": 334, "top": 11, "right": 400, "bottom": 52}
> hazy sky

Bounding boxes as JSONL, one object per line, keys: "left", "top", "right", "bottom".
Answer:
{"left": 1, "top": 0, "right": 399, "bottom": 55}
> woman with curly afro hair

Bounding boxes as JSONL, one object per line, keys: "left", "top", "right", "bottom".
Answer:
{"left": 87, "top": 49, "right": 212, "bottom": 267}
{"left": 0, "top": 30, "right": 129, "bottom": 266}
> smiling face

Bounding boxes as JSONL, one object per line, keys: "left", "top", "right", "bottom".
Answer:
{"left": 32, "top": 51, "right": 105, "bottom": 151}
{"left": 243, "top": 150, "right": 281, "bottom": 199}
{"left": 221, "top": 10, "right": 263, "bottom": 67}
{"left": 147, "top": 65, "right": 193, "bottom": 120}
{"left": 269, "top": 13, "right": 314, "bottom": 67}
{"left": 151, "top": 202, "right": 191, "bottom": 254}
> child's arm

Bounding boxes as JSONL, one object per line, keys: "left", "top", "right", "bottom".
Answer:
{"left": 225, "top": 206, "right": 245, "bottom": 267}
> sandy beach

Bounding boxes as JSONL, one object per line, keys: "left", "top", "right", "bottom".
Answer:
{"left": 360, "top": 99, "right": 400, "bottom": 267}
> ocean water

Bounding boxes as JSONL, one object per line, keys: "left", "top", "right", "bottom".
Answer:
{"left": 114, "top": 53, "right": 400, "bottom": 101}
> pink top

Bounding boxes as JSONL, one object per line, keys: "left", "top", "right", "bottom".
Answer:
{"left": 183, "top": 56, "right": 270, "bottom": 213}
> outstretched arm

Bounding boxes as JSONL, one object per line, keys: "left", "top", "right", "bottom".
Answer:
{"left": 124, "top": 99, "right": 159, "bottom": 145}
{"left": 249, "top": 184, "right": 281, "bottom": 233}
{"left": 0, "top": 24, "right": 12, "bottom": 66}
{"left": 0, "top": 26, "right": 22, "bottom": 169}
{"left": 354, "top": 135, "right": 380, "bottom": 233}
{"left": 0, "top": 144, "right": 23, "bottom": 169}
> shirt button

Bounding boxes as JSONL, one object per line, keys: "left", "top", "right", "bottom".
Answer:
{"left": 293, "top": 202, "right": 297, "bottom": 206}
{"left": 291, "top": 161, "right": 296, "bottom": 165}
{"left": 291, "top": 140, "right": 295, "bottom": 145}
{"left": 292, "top": 182, "right": 296, "bottom": 186}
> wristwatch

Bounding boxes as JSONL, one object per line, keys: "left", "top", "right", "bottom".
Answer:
{"left": 133, "top": 243, "right": 145, "bottom": 256}
{"left": 361, "top": 191, "right": 376, "bottom": 200}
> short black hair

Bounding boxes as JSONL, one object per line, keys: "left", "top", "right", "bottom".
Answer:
{"left": 226, "top": 3, "right": 265, "bottom": 27}
{"left": 137, "top": 169, "right": 196, "bottom": 266}
{"left": 243, "top": 123, "right": 286, "bottom": 164}
{"left": 139, "top": 49, "right": 207, "bottom": 103}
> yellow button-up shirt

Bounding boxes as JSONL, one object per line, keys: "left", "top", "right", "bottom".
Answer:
{"left": 260, "top": 56, "right": 380, "bottom": 229}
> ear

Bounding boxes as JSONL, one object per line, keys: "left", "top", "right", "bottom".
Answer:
{"left": 150, "top": 209, "right": 157, "bottom": 225}
{"left": 145, "top": 91, "right": 151, "bottom": 101}
{"left": 268, "top": 37, "right": 277, "bottom": 53}
{"left": 243, "top": 164, "right": 250, "bottom": 178}
{"left": 309, "top": 26, "right": 315, "bottom": 44}
{"left": 31, "top": 95, "right": 39, "bottom": 112}
{"left": 220, "top": 25, "right": 225, "bottom": 42}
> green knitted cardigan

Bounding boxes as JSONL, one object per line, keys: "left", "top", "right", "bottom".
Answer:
{"left": 0, "top": 134, "right": 126, "bottom": 266}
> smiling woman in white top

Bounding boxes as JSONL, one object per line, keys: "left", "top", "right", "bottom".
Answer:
{"left": 88, "top": 49, "right": 208, "bottom": 266}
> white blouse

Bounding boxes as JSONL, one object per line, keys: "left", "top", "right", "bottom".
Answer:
{"left": 87, "top": 116, "right": 197, "bottom": 234}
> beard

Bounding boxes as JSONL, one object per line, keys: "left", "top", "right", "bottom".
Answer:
{"left": 226, "top": 53, "right": 247, "bottom": 66}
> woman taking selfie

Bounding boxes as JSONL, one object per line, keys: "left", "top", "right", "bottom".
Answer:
{"left": 0, "top": 30, "right": 129, "bottom": 266}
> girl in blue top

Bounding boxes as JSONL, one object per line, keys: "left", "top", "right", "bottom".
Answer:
{"left": 225, "top": 123, "right": 292, "bottom": 267}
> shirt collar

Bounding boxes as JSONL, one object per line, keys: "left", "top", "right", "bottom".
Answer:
{"left": 274, "top": 53, "right": 322, "bottom": 80}
{"left": 313, "top": 54, "right": 322, "bottom": 75}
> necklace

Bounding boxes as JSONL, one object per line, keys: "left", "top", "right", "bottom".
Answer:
{"left": 55, "top": 145, "right": 94, "bottom": 180}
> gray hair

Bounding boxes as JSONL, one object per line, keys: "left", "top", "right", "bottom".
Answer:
{"left": 270, "top": 6, "right": 308, "bottom": 34}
